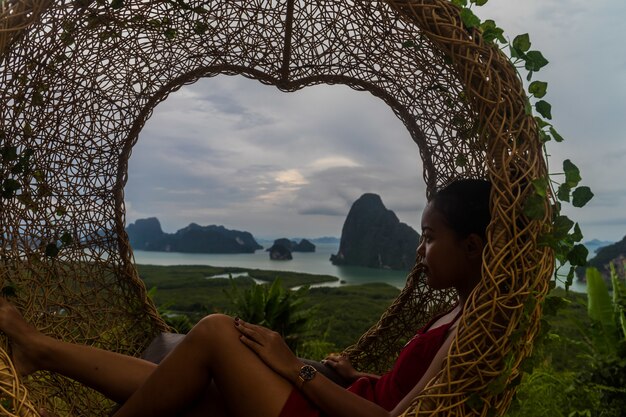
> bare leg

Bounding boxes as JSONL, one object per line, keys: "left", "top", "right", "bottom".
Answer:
{"left": 113, "top": 314, "right": 294, "bottom": 417}
{"left": 0, "top": 298, "right": 156, "bottom": 402}
{"left": 1, "top": 299, "right": 294, "bottom": 417}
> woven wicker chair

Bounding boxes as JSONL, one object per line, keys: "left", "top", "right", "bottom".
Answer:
{"left": 0, "top": 0, "right": 553, "bottom": 416}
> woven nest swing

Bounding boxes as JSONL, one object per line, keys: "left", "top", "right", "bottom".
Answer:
{"left": 0, "top": 0, "right": 554, "bottom": 416}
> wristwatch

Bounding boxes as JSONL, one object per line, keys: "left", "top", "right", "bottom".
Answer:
{"left": 297, "top": 364, "right": 317, "bottom": 388}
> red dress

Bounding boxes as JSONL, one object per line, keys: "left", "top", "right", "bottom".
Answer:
{"left": 279, "top": 311, "right": 460, "bottom": 416}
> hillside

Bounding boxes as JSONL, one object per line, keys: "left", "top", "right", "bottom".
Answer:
{"left": 126, "top": 217, "right": 262, "bottom": 254}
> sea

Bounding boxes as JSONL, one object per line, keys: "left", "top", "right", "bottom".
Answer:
{"left": 132, "top": 242, "right": 587, "bottom": 293}
{"left": 133, "top": 243, "right": 410, "bottom": 289}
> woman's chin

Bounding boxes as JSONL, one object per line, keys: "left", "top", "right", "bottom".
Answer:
{"left": 426, "top": 276, "right": 448, "bottom": 290}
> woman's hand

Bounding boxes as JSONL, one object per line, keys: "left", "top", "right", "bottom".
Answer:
{"left": 234, "top": 318, "right": 302, "bottom": 383}
{"left": 322, "top": 353, "right": 359, "bottom": 381}
{"left": 323, "top": 353, "right": 380, "bottom": 382}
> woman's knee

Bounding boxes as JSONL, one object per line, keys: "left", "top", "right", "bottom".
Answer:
{"left": 188, "top": 314, "right": 234, "bottom": 343}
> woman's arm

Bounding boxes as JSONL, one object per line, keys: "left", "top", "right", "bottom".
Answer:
{"left": 236, "top": 319, "right": 393, "bottom": 417}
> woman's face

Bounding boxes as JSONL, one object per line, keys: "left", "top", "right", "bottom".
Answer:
{"left": 416, "top": 203, "right": 472, "bottom": 290}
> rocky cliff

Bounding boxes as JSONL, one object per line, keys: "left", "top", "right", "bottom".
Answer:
{"left": 267, "top": 238, "right": 316, "bottom": 253}
{"left": 264, "top": 238, "right": 316, "bottom": 260}
{"left": 330, "top": 193, "right": 420, "bottom": 271}
{"left": 126, "top": 218, "right": 262, "bottom": 254}
{"left": 268, "top": 243, "right": 293, "bottom": 260}
{"left": 294, "top": 239, "right": 316, "bottom": 252}
{"left": 126, "top": 217, "right": 167, "bottom": 251}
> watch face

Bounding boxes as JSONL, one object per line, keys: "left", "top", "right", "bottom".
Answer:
{"left": 300, "top": 364, "right": 317, "bottom": 381}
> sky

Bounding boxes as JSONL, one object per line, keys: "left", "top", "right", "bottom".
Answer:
{"left": 125, "top": 0, "right": 626, "bottom": 242}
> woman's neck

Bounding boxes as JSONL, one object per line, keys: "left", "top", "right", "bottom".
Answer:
{"left": 455, "top": 274, "right": 481, "bottom": 306}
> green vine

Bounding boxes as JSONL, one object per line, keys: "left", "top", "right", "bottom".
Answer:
{"left": 453, "top": 0, "right": 593, "bottom": 289}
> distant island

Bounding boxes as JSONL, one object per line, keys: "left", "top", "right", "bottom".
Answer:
{"left": 330, "top": 193, "right": 420, "bottom": 271}
{"left": 126, "top": 217, "right": 262, "bottom": 254}
{"left": 266, "top": 238, "right": 316, "bottom": 261}
{"left": 583, "top": 239, "right": 613, "bottom": 255}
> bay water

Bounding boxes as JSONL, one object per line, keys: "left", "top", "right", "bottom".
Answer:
{"left": 132, "top": 243, "right": 411, "bottom": 289}
{"left": 132, "top": 242, "right": 587, "bottom": 293}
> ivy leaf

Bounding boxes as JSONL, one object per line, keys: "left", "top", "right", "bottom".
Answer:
{"left": 512, "top": 34, "right": 531, "bottom": 52}
{"left": 1, "top": 145, "right": 18, "bottom": 162}
{"left": 563, "top": 159, "right": 581, "bottom": 187}
{"left": 60, "top": 232, "right": 73, "bottom": 246}
{"left": 32, "top": 90, "right": 44, "bottom": 106}
{"left": 10, "top": 161, "right": 25, "bottom": 175}
{"left": 164, "top": 28, "right": 177, "bottom": 40}
{"left": 472, "top": 0, "right": 489, "bottom": 5}
{"left": 567, "top": 244, "right": 588, "bottom": 267}
{"left": 23, "top": 123, "right": 33, "bottom": 138}
{"left": 572, "top": 186, "right": 593, "bottom": 208}
{"left": 33, "top": 170, "right": 45, "bottom": 182}
{"left": 402, "top": 40, "right": 415, "bottom": 48}
{"left": 45, "top": 243, "right": 60, "bottom": 258}
{"left": 524, "top": 99, "right": 532, "bottom": 115}
{"left": 549, "top": 127, "right": 564, "bottom": 142}
{"left": 525, "top": 50, "right": 549, "bottom": 72}
{"left": 511, "top": 45, "right": 526, "bottom": 60}
{"left": 481, "top": 24, "right": 505, "bottom": 44}
{"left": 455, "top": 154, "right": 468, "bottom": 167}
{"left": 534, "top": 117, "right": 550, "bottom": 129}
{"left": 528, "top": 81, "right": 547, "bottom": 98}
{"left": 571, "top": 223, "right": 583, "bottom": 242}
{"left": 460, "top": 8, "right": 481, "bottom": 29}
{"left": 531, "top": 177, "right": 549, "bottom": 197}
{"left": 565, "top": 267, "right": 575, "bottom": 290}
{"left": 552, "top": 215, "right": 574, "bottom": 239}
{"left": 17, "top": 193, "right": 36, "bottom": 210}
{"left": 451, "top": 0, "right": 468, "bottom": 6}
{"left": 557, "top": 183, "right": 570, "bottom": 202}
{"left": 110, "top": 0, "right": 124, "bottom": 9}
{"left": 194, "top": 21, "right": 209, "bottom": 35}
{"left": 523, "top": 193, "right": 546, "bottom": 219}
{"left": 535, "top": 100, "right": 552, "bottom": 119}
{"left": 2, "top": 178, "right": 21, "bottom": 198}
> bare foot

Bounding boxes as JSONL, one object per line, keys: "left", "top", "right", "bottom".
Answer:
{"left": 0, "top": 297, "right": 49, "bottom": 375}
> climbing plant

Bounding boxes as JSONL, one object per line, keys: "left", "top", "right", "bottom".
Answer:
{"left": 452, "top": 0, "right": 593, "bottom": 289}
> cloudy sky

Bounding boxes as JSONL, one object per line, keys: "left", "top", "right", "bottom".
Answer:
{"left": 125, "top": 0, "right": 626, "bottom": 242}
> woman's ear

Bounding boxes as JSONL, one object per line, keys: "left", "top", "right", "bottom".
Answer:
{"left": 465, "top": 234, "right": 485, "bottom": 259}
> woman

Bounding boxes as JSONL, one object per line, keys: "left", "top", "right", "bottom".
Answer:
{"left": 0, "top": 179, "right": 491, "bottom": 417}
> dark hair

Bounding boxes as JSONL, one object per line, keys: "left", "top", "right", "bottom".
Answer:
{"left": 430, "top": 179, "right": 492, "bottom": 240}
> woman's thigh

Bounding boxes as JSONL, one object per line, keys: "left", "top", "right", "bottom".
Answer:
{"left": 190, "top": 315, "right": 294, "bottom": 417}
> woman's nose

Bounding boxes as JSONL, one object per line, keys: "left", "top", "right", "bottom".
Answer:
{"left": 416, "top": 240, "right": 425, "bottom": 257}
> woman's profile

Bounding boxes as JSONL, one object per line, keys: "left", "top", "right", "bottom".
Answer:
{"left": 0, "top": 178, "right": 491, "bottom": 417}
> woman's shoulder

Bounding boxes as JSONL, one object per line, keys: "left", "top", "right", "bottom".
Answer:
{"left": 421, "top": 305, "right": 462, "bottom": 334}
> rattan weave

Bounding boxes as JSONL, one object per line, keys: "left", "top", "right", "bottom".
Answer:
{"left": 0, "top": 0, "right": 553, "bottom": 416}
